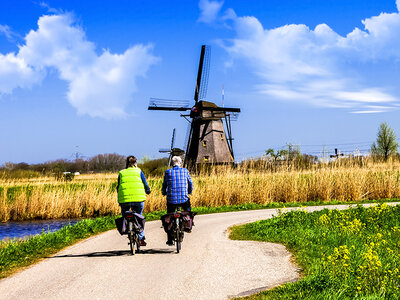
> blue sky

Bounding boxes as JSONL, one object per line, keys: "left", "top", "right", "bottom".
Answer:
{"left": 1, "top": 0, "right": 400, "bottom": 164}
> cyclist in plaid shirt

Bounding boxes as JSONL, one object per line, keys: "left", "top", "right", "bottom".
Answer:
{"left": 162, "top": 156, "right": 193, "bottom": 245}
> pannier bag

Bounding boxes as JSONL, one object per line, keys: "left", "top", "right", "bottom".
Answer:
{"left": 160, "top": 214, "right": 174, "bottom": 233}
{"left": 115, "top": 217, "right": 126, "bottom": 235}
{"left": 161, "top": 211, "right": 197, "bottom": 233}
{"left": 115, "top": 213, "right": 145, "bottom": 235}
{"left": 181, "top": 211, "right": 197, "bottom": 232}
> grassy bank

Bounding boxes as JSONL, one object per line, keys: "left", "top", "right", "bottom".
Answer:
{"left": 0, "top": 217, "right": 116, "bottom": 279}
{"left": 230, "top": 203, "right": 400, "bottom": 299}
{"left": 2, "top": 161, "right": 400, "bottom": 221}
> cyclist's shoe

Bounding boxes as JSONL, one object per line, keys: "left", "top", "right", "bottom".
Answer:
{"left": 166, "top": 240, "right": 174, "bottom": 246}
{"left": 140, "top": 240, "right": 147, "bottom": 246}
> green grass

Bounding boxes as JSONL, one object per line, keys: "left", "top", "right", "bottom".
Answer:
{"left": 230, "top": 204, "right": 400, "bottom": 299}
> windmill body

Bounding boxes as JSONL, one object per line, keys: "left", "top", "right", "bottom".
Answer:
{"left": 185, "top": 101, "right": 234, "bottom": 166}
{"left": 149, "top": 45, "right": 240, "bottom": 167}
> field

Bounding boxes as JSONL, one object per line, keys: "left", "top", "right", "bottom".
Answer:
{"left": 2, "top": 160, "right": 400, "bottom": 221}
{"left": 230, "top": 203, "right": 400, "bottom": 299}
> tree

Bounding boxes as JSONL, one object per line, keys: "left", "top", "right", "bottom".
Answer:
{"left": 287, "top": 143, "right": 301, "bottom": 160}
{"left": 265, "top": 148, "right": 289, "bottom": 161}
{"left": 88, "top": 153, "right": 125, "bottom": 172}
{"left": 371, "top": 122, "right": 399, "bottom": 161}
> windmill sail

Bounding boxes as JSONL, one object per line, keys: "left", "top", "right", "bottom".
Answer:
{"left": 148, "top": 98, "right": 191, "bottom": 111}
{"left": 194, "top": 45, "right": 211, "bottom": 103}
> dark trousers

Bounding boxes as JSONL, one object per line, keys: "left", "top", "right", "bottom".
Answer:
{"left": 166, "top": 199, "right": 191, "bottom": 242}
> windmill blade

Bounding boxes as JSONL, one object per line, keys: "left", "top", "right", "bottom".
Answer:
{"left": 199, "top": 45, "right": 211, "bottom": 100}
{"left": 200, "top": 106, "right": 241, "bottom": 113}
{"left": 170, "top": 128, "right": 176, "bottom": 150}
{"left": 148, "top": 98, "right": 191, "bottom": 111}
{"left": 159, "top": 148, "right": 171, "bottom": 153}
{"left": 194, "top": 45, "right": 211, "bottom": 103}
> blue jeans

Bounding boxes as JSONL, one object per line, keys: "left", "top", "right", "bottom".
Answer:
{"left": 120, "top": 201, "right": 145, "bottom": 240}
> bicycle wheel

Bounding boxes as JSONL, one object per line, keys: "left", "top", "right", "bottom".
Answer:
{"left": 135, "top": 233, "right": 140, "bottom": 253}
{"left": 176, "top": 229, "right": 181, "bottom": 253}
{"left": 128, "top": 231, "right": 135, "bottom": 255}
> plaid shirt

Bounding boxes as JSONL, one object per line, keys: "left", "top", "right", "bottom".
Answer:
{"left": 162, "top": 166, "right": 193, "bottom": 204}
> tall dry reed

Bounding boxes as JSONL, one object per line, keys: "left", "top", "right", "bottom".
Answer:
{"left": 1, "top": 160, "right": 400, "bottom": 221}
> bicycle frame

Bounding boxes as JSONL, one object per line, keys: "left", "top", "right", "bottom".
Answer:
{"left": 125, "top": 210, "right": 140, "bottom": 255}
{"left": 171, "top": 210, "right": 184, "bottom": 253}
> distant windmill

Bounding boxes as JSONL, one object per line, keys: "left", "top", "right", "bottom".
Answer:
{"left": 148, "top": 45, "right": 241, "bottom": 167}
{"left": 159, "top": 128, "right": 185, "bottom": 166}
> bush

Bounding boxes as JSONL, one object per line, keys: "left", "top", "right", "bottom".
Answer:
{"left": 138, "top": 158, "right": 169, "bottom": 177}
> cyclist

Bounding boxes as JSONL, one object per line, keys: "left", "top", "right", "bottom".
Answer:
{"left": 162, "top": 156, "right": 193, "bottom": 245}
{"left": 117, "top": 155, "right": 150, "bottom": 246}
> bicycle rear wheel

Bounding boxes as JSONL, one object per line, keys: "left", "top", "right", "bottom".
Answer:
{"left": 128, "top": 231, "right": 135, "bottom": 255}
{"left": 136, "top": 234, "right": 141, "bottom": 253}
{"left": 176, "top": 229, "right": 181, "bottom": 253}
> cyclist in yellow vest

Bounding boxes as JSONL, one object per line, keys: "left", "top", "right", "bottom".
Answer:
{"left": 117, "top": 156, "right": 151, "bottom": 246}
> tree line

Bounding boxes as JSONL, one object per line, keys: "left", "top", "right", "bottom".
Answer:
{"left": 0, "top": 153, "right": 169, "bottom": 179}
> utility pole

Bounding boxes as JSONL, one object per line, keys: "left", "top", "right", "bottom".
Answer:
{"left": 321, "top": 145, "right": 328, "bottom": 163}
{"left": 75, "top": 146, "right": 80, "bottom": 161}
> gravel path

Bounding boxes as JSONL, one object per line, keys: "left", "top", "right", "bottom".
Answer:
{"left": 0, "top": 204, "right": 384, "bottom": 300}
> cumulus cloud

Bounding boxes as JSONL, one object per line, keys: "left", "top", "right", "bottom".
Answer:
{"left": 0, "top": 14, "right": 158, "bottom": 119}
{"left": 223, "top": 1, "right": 400, "bottom": 113}
{"left": 0, "top": 53, "right": 44, "bottom": 93}
{"left": 198, "top": 0, "right": 224, "bottom": 23}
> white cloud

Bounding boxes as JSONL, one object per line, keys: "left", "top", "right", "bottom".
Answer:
{"left": 0, "top": 53, "right": 44, "bottom": 93}
{"left": 0, "top": 25, "right": 13, "bottom": 40}
{"left": 223, "top": 1, "right": 400, "bottom": 113}
{"left": 0, "top": 14, "right": 158, "bottom": 119}
{"left": 0, "top": 24, "right": 21, "bottom": 42}
{"left": 37, "top": 1, "right": 61, "bottom": 14}
{"left": 198, "top": 0, "right": 224, "bottom": 24}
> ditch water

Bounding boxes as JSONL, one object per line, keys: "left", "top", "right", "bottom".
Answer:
{"left": 0, "top": 219, "right": 80, "bottom": 241}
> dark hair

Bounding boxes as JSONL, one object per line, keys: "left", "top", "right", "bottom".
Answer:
{"left": 126, "top": 156, "right": 137, "bottom": 168}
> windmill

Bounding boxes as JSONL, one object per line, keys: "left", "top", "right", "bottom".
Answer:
{"left": 159, "top": 128, "right": 185, "bottom": 166}
{"left": 148, "top": 45, "right": 241, "bottom": 167}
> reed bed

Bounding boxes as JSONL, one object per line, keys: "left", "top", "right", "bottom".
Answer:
{"left": 1, "top": 161, "right": 400, "bottom": 222}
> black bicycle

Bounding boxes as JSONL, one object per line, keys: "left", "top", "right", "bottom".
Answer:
{"left": 124, "top": 210, "right": 141, "bottom": 255}
{"left": 171, "top": 210, "right": 184, "bottom": 253}
{"left": 167, "top": 209, "right": 196, "bottom": 254}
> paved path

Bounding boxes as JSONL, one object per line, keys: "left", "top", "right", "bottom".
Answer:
{"left": 0, "top": 204, "right": 389, "bottom": 299}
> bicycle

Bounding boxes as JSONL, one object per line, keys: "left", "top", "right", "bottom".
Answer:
{"left": 171, "top": 210, "right": 184, "bottom": 253}
{"left": 124, "top": 210, "right": 142, "bottom": 255}
{"left": 166, "top": 209, "right": 196, "bottom": 254}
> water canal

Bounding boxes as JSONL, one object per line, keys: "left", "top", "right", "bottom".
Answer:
{"left": 0, "top": 219, "right": 79, "bottom": 240}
